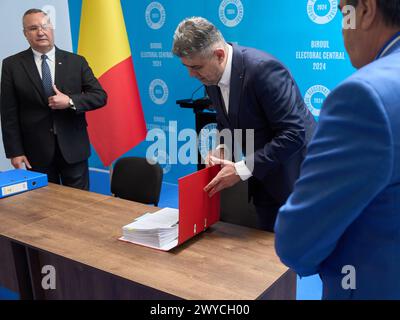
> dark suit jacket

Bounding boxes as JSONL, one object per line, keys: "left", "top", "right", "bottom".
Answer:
{"left": 1, "top": 47, "right": 107, "bottom": 167}
{"left": 206, "top": 44, "right": 316, "bottom": 206}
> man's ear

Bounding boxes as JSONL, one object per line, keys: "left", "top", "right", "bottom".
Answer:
{"left": 358, "top": 0, "right": 378, "bottom": 30}
{"left": 213, "top": 48, "right": 226, "bottom": 63}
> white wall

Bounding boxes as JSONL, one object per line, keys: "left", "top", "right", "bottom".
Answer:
{"left": 0, "top": 0, "right": 72, "bottom": 171}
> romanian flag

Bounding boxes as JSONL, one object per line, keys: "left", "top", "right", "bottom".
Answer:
{"left": 78, "top": 0, "right": 147, "bottom": 166}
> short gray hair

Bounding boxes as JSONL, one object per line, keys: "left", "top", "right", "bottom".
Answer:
{"left": 22, "top": 8, "right": 49, "bottom": 27}
{"left": 172, "top": 17, "right": 226, "bottom": 58}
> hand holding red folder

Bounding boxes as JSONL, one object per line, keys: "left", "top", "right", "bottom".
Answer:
{"left": 204, "top": 156, "right": 241, "bottom": 197}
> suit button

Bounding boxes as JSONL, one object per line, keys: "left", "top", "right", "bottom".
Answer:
{"left": 50, "top": 128, "right": 54, "bottom": 133}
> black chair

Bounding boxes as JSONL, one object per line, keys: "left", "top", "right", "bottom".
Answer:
{"left": 111, "top": 157, "right": 163, "bottom": 206}
{"left": 220, "top": 180, "right": 259, "bottom": 229}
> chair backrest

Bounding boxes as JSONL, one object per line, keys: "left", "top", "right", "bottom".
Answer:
{"left": 220, "top": 180, "right": 259, "bottom": 229}
{"left": 111, "top": 157, "right": 163, "bottom": 206}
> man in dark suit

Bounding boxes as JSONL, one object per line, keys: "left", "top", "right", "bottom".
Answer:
{"left": 1, "top": 8, "right": 107, "bottom": 190}
{"left": 173, "top": 17, "right": 316, "bottom": 231}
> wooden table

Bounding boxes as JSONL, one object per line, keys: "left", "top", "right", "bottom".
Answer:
{"left": 0, "top": 184, "right": 296, "bottom": 300}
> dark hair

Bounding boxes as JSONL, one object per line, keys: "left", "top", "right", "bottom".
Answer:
{"left": 347, "top": 0, "right": 400, "bottom": 27}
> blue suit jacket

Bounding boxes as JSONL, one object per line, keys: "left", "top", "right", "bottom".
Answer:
{"left": 206, "top": 45, "right": 316, "bottom": 206}
{"left": 275, "top": 41, "right": 400, "bottom": 299}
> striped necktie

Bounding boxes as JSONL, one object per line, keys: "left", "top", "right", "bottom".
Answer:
{"left": 41, "top": 54, "right": 54, "bottom": 98}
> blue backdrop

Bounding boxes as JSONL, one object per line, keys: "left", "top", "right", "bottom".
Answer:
{"left": 68, "top": 0, "right": 354, "bottom": 184}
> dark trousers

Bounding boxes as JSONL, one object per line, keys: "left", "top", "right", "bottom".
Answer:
{"left": 254, "top": 198, "right": 282, "bottom": 232}
{"left": 31, "top": 139, "right": 89, "bottom": 190}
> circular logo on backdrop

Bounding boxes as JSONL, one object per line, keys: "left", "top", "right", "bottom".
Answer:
{"left": 145, "top": 2, "right": 166, "bottom": 30}
{"left": 219, "top": 0, "right": 244, "bottom": 28}
{"left": 307, "top": 0, "right": 338, "bottom": 25}
{"left": 198, "top": 123, "right": 218, "bottom": 162}
{"left": 149, "top": 79, "right": 169, "bottom": 105}
{"left": 304, "top": 85, "right": 331, "bottom": 118}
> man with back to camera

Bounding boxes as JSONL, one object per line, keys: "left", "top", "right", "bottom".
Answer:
{"left": 172, "top": 17, "right": 316, "bottom": 232}
{"left": 275, "top": 0, "right": 400, "bottom": 299}
{"left": 1, "top": 8, "right": 107, "bottom": 190}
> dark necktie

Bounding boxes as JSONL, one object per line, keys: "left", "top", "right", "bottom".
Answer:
{"left": 217, "top": 86, "right": 228, "bottom": 116}
{"left": 41, "top": 54, "right": 57, "bottom": 134}
{"left": 41, "top": 54, "right": 54, "bottom": 98}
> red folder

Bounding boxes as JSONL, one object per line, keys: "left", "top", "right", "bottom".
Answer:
{"left": 119, "top": 165, "right": 221, "bottom": 251}
{"left": 178, "top": 165, "right": 221, "bottom": 245}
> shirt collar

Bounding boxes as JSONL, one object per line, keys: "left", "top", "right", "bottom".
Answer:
{"left": 376, "top": 31, "right": 400, "bottom": 60}
{"left": 32, "top": 47, "right": 56, "bottom": 62}
{"left": 218, "top": 44, "right": 233, "bottom": 88}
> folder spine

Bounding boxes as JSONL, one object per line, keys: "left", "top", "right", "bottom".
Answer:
{"left": 0, "top": 169, "right": 48, "bottom": 198}
{"left": 1, "top": 182, "right": 29, "bottom": 197}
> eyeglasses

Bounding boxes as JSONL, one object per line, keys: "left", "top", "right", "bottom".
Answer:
{"left": 24, "top": 24, "right": 52, "bottom": 33}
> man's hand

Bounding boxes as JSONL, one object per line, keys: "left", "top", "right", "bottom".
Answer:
{"left": 205, "top": 148, "right": 225, "bottom": 167}
{"left": 48, "top": 85, "right": 70, "bottom": 110}
{"left": 11, "top": 156, "right": 32, "bottom": 169}
{"left": 204, "top": 156, "right": 241, "bottom": 197}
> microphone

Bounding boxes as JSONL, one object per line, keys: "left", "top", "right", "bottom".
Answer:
{"left": 176, "top": 85, "right": 212, "bottom": 111}
{"left": 190, "top": 84, "right": 205, "bottom": 100}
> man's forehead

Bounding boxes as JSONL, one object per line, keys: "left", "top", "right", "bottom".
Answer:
{"left": 181, "top": 55, "right": 207, "bottom": 67}
{"left": 24, "top": 13, "right": 49, "bottom": 24}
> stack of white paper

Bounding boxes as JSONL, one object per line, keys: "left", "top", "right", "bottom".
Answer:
{"left": 120, "top": 207, "right": 179, "bottom": 251}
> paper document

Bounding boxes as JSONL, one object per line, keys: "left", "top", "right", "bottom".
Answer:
{"left": 119, "top": 166, "right": 221, "bottom": 251}
{"left": 120, "top": 208, "right": 179, "bottom": 250}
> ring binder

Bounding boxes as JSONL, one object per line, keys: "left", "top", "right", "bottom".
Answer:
{"left": 0, "top": 169, "right": 48, "bottom": 198}
{"left": 120, "top": 166, "right": 221, "bottom": 251}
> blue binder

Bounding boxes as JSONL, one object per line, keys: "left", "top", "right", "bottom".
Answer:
{"left": 0, "top": 169, "right": 48, "bottom": 198}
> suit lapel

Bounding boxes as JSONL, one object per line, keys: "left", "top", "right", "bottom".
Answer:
{"left": 20, "top": 49, "right": 47, "bottom": 104}
{"left": 55, "top": 48, "right": 66, "bottom": 91}
{"left": 228, "top": 44, "right": 244, "bottom": 129}
{"left": 217, "top": 86, "right": 229, "bottom": 120}
{"left": 208, "top": 85, "right": 231, "bottom": 127}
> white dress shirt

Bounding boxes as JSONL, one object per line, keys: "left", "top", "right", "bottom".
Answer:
{"left": 217, "top": 44, "right": 252, "bottom": 181}
{"left": 218, "top": 44, "right": 232, "bottom": 113}
{"left": 32, "top": 47, "right": 55, "bottom": 85}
